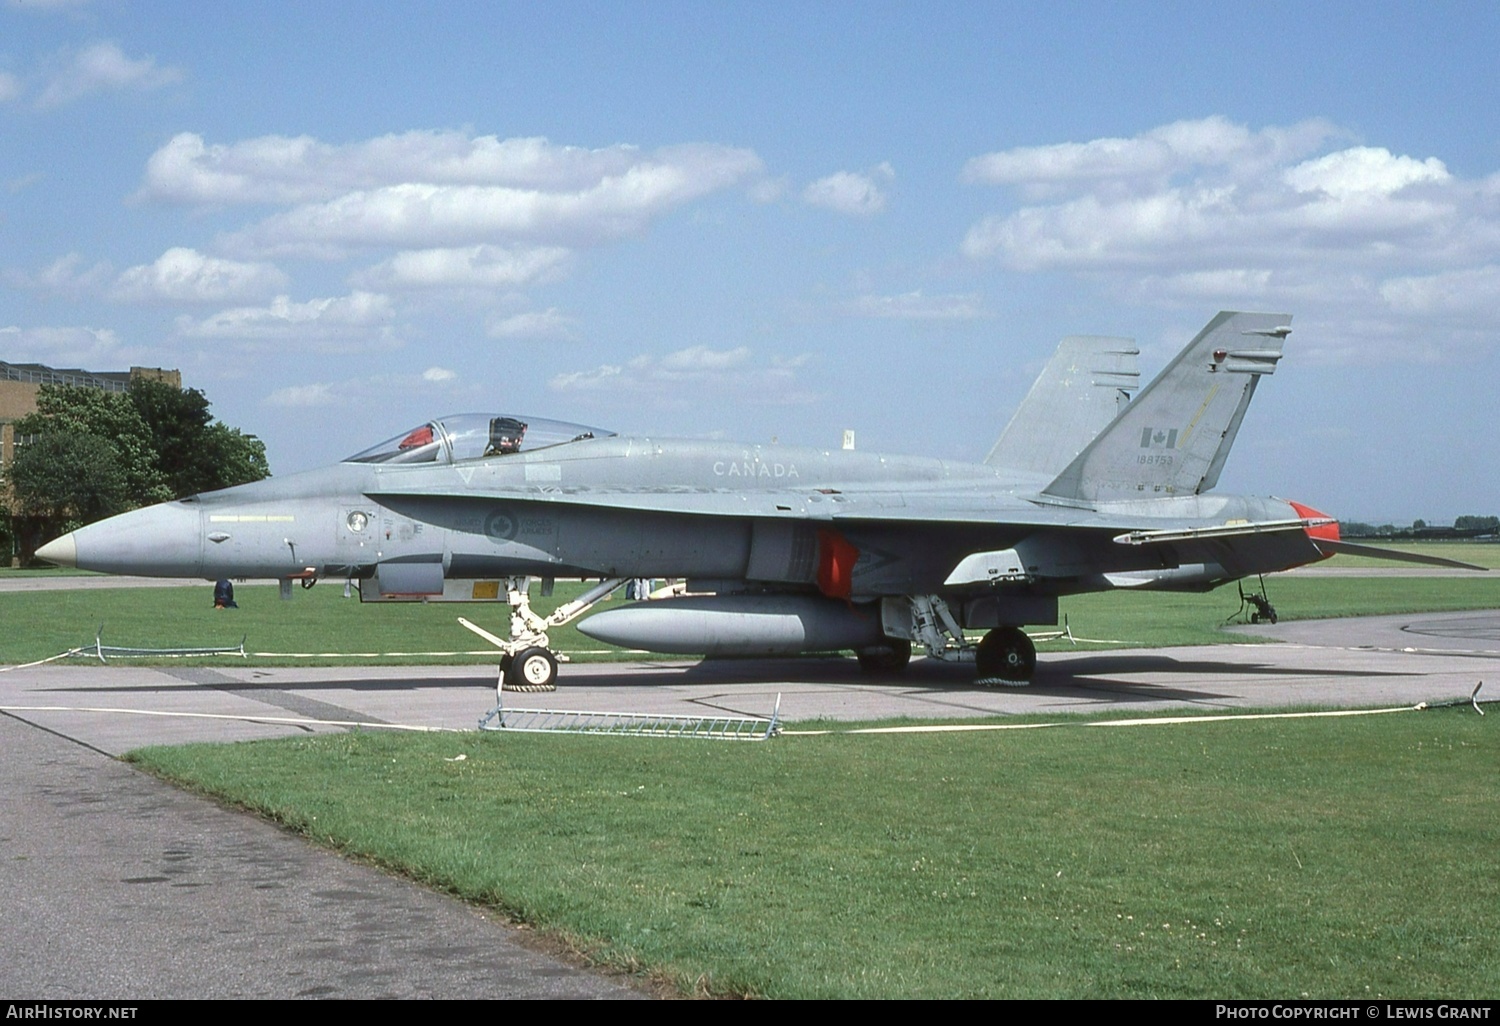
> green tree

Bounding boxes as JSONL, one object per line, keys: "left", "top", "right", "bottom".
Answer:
{"left": 6, "top": 433, "right": 131, "bottom": 560}
{"left": 1455, "top": 515, "right": 1499, "bottom": 534}
{"left": 17, "top": 384, "right": 170, "bottom": 505}
{"left": 126, "top": 378, "right": 269, "bottom": 496}
{"left": 2, "top": 380, "right": 269, "bottom": 563}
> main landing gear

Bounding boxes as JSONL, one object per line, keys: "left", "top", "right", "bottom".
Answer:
{"left": 898, "top": 595, "right": 1039, "bottom": 684}
{"left": 459, "top": 576, "right": 625, "bottom": 693}
{"left": 974, "top": 626, "right": 1037, "bottom": 683}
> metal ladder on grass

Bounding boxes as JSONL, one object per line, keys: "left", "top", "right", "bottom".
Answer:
{"left": 478, "top": 694, "right": 780, "bottom": 740}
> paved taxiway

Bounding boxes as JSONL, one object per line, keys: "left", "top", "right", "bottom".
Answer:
{"left": 4, "top": 608, "right": 1496, "bottom": 998}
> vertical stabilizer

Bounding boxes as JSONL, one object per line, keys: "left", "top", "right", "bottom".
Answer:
{"left": 986, "top": 335, "right": 1139, "bottom": 476}
{"left": 1041, "top": 311, "right": 1290, "bottom": 503}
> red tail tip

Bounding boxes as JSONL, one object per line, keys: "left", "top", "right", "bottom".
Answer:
{"left": 1288, "top": 500, "right": 1340, "bottom": 542}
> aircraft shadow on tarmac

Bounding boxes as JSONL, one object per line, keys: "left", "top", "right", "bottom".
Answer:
{"left": 43, "top": 648, "right": 1416, "bottom": 705}
{"left": 41, "top": 672, "right": 499, "bottom": 696}
{"left": 1036, "top": 652, "right": 1414, "bottom": 679}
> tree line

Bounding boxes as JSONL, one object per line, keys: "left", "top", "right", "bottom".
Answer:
{"left": 1341, "top": 516, "right": 1500, "bottom": 539}
{"left": 2, "top": 380, "right": 270, "bottom": 564}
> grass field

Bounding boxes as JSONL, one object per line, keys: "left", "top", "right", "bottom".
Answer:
{"left": 128, "top": 704, "right": 1500, "bottom": 999}
{"left": 2, "top": 565, "right": 1498, "bottom": 667}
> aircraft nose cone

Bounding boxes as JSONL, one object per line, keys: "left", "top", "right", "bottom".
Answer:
{"left": 55, "top": 501, "right": 206, "bottom": 576}
{"left": 35, "top": 533, "right": 78, "bottom": 567}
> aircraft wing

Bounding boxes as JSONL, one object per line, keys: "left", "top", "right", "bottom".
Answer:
{"left": 363, "top": 483, "right": 1112, "bottom": 528}
{"left": 368, "top": 477, "right": 1489, "bottom": 561}
{"left": 362, "top": 483, "right": 1339, "bottom": 557}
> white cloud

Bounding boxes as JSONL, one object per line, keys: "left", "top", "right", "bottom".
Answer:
{"left": 841, "top": 290, "right": 986, "bottom": 320}
{"left": 176, "top": 291, "right": 394, "bottom": 345}
{"left": 0, "top": 324, "right": 124, "bottom": 366}
{"left": 487, "top": 308, "right": 576, "bottom": 340}
{"left": 550, "top": 364, "right": 621, "bottom": 391}
{"left": 111, "top": 247, "right": 288, "bottom": 304}
{"left": 7, "top": 172, "right": 43, "bottom": 194}
{"left": 803, "top": 164, "right": 893, "bottom": 217}
{"left": 1130, "top": 269, "right": 1274, "bottom": 303}
{"left": 225, "top": 152, "right": 763, "bottom": 257}
{"left": 351, "top": 244, "right": 572, "bottom": 290}
{"left": 551, "top": 346, "right": 815, "bottom": 406}
{"left": 961, "top": 117, "right": 1494, "bottom": 273}
{"left": 139, "top": 132, "right": 697, "bottom": 206}
{"left": 1283, "top": 147, "right": 1450, "bottom": 199}
{"left": 964, "top": 188, "right": 1236, "bottom": 268}
{"left": 122, "top": 131, "right": 766, "bottom": 335}
{"left": 3, "top": 252, "right": 113, "bottom": 297}
{"left": 0, "top": 71, "right": 20, "bottom": 104}
{"left": 35, "top": 41, "right": 182, "bottom": 108}
{"left": 264, "top": 367, "right": 465, "bottom": 408}
{"left": 1379, "top": 265, "right": 1500, "bottom": 318}
{"left": 749, "top": 176, "right": 789, "bottom": 203}
{"left": 659, "top": 345, "right": 748, "bottom": 372}
{"left": 138, "top": 131, "right": 763, "bottom": 259}
{"left": 960, "top": 117, "right": 1500, "bottom": 361}
{"left": 264, "top": 383, "right": 337, "bottom": 408}
{"left": 965, "top": 134, "right": 1179, "bottom": 188}
{"left": 963, "top": 116, "right": 1339, "bottom": 196}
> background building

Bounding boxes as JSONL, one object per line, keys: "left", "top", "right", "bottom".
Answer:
{"left": 0, "top": 361, "right": 181, "bottom": 469}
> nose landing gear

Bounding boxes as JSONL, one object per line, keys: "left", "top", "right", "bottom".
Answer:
{"left": 460, "top": 576, "right": 626, "bottom": 694}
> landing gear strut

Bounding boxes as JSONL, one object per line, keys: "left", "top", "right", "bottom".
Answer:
{"left": 460, "top": 576, "right": 625, "bottom": 693}
{"left": 892, "top": 595, "right": 1039, "bottom": 684}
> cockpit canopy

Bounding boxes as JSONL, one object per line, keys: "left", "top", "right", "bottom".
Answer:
{"left": 344, "top": 413, "right": 614, "bottom": 465}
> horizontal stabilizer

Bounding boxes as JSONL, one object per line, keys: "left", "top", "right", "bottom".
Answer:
{"left": 1310, "top": 539, "right": 1489, "bottom": 571}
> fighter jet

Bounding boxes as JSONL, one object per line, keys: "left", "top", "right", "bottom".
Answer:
{"left": 35, "top": 311, "right": 1482, "bottom": 689}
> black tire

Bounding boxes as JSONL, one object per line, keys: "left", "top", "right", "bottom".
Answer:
{"left": 504, "top": 647, "right": 558, "bottom": 691}
{"left": 975, "top": 626, "right": 1036, "bottom": 682}
{"left": 856, "top": 639, "right": 912, "bottom": 675}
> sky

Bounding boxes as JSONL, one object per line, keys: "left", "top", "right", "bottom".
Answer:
{"left": 2, "top": 0, "right": 1498, "bottom": 523}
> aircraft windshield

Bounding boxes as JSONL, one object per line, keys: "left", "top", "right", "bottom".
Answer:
{"left": 344, "top": 413, "right": 613, "bottom": 465}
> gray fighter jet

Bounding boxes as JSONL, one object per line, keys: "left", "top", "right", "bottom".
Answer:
{"left": 35, "top": 311, "right": 1481, "bottom": 689}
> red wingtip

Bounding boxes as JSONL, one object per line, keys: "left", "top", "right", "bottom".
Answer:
{"left": 1288, "top": 500, "right": 1341, "bottom": 542}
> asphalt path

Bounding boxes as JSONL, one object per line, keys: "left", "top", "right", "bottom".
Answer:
{"left": 3, "top": 605, "right": 1497, "bottom": 999}
{"left": 0, "top": 711, "right": 644, "bottom": 1000}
